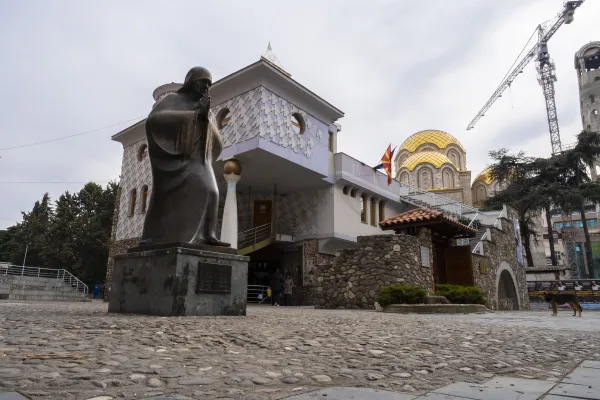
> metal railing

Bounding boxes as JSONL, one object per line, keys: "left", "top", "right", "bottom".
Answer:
{"left": 399, "top": 182, "right": 479, "bottom": 215}
{"left": 0, "top": 264, "right": 88, "bottom": 295}
{"left": 247, "top": 285, "right": 270, "bottom": 304}
{"left": 238, "top": 223, "right": 272, "bottom": 251}
{"left": 472, "top": 208, "right": 506, "bottom": 255}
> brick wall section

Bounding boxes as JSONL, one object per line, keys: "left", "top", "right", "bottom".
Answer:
{"left": 471, "top": 212, "right": 529, "bottom": 310}
{"left": 312, "top": 230, "right": 434, "bottom": 309}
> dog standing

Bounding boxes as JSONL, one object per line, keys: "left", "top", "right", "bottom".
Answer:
{"left": 543, "top": 291, "right": 583, "bottom": 317}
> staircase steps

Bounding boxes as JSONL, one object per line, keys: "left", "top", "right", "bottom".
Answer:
{"left": 469, "top": 227, "right": 488, "bottom": 251}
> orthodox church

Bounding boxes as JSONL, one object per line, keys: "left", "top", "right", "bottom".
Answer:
{"left": 393, "top": 129, "right": 500, "bottom": 207}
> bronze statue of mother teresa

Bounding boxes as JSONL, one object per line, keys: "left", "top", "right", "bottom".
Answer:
{"left": 141, "top": 66, "right": 230, "bottom": 247}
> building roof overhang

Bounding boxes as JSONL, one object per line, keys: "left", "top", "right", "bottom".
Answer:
{"left": 380, "top": 207, "right": 477, "bottom": 238}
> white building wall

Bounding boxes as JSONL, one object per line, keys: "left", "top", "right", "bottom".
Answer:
{"left": 333, "top": 184, "right": 405, "bottom": 241}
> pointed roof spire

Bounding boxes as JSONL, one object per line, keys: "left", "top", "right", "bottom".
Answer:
{"left": 261, "top": 42, "right": 291, "bottom": 77}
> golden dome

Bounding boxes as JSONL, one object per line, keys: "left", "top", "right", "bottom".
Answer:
{"left": 400, "top": 129, "right": 465, "bottom": 153}
{"left": 224, "top": 158, "right": 242, "bottom": 175}
{"left": 399, "top": 151, "right": 457, "bottom": 172}
{"left": 473, "top": 167, "right": 494, "bottom": 186}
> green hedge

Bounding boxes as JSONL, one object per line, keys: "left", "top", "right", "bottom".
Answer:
{"left": 434, "top": 284, "right": 486, "bottom": 305}
{"left": 377, "top": 284, "right": 427, "bottom": 307}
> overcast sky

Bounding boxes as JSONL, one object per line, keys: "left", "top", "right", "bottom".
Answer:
{"left": 0, "top": 0, "right": 599, "bottom": 230}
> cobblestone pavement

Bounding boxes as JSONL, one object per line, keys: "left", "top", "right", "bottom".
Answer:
{"left": 0, "top": 302, "right": 599, "bottom": 400}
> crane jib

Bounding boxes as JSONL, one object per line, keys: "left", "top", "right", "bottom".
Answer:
{"left": 466, "top": 0, "right": 585, "bottom": 144}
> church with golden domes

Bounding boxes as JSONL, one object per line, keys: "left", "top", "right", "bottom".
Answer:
{"left": 393, "top": 129, "right": 501, "bottom": 207}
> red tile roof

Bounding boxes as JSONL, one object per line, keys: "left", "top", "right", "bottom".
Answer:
{"left": 379, "top": 207, "right": 477, "bottom": 235}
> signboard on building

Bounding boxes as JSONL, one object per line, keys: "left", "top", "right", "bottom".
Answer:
{"left": 514, "top": 219, "right": 523, "bottom": 266}
{"left": 420, "top": 246, "right": 430, "bottom": 268}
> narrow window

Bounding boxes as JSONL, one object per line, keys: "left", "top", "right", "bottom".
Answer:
{"left": 370, "top": 198, "right": 377, "bottom": 226}
{"left": 343, "top": 186, "right": 349, "bottom": 195}
{"left": 591, "top": 95, "right": 596, "bottom": 104}
{"left": 350, "top": 188, "right": 357, "bottom": 198}
{"left": 141, "top": 185, "right": 149, "bottom": 213}
{"left": 129, "top": 189, "right": 137, "bottom": 217}
{"left": 360, "top": 195, "right": 367, "bottom": 224}
{"left": 379, "top": 200, "right": 385, "bottom": 223}
{"left": 328, "top": 131, "right": 334, "bottom": 152}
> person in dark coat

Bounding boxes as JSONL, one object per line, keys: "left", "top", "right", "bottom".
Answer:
{"left": 270, "top": 269, "right": 284, "bottom": 306}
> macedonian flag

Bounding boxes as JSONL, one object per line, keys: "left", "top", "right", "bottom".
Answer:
{"left": 373, "top": 144, "right": 396, "bottom": 185}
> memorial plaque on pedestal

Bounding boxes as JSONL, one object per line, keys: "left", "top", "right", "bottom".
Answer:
{"left": 109, "top": 246, "right": 248, "bottom": 316}
{"left": 196, "top": 263, "right": 232, "bottom": 293}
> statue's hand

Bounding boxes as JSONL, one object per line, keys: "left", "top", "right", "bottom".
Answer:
{"left": 196, "top": 94, "right": 211, "bottom": 116}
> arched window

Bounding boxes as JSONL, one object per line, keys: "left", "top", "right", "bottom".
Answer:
{"left": 442, "top": 168, "right": 454, "bottom": 188}
{"left": 217, "top": 108, "right": 231, "bottom": 130}
{"left": 129, "top": 189, "right": 137, "bottom": 216}
{"left": 447, "top": 150, "right": 460, "bottom": 169}
{"left": 141, "top": 185, "right": 149, "bottom": 213}
{"left": 370, "top": 198, "right": 377, "bottom": 226}
{"left": 476, "top": 185, "right": 487, "bottom": 205}
{"left": 291, "top": 113, "right": 305, "bottom": 135}
{"left": 138, "top": 144, "right": 148, "bottom": 161}
{"left": 379, "top": 200, "right": 385, "bottom": 224}
{"left": 350, "top": 188, "right": 357, "bottom": 198}
{"left": 360, "top": 195, "right": 367, "bottom": 224}
{"left": 418, "top": 168, "right": 433, "bottom": 190}
{"left": 399, "top": 172, "right": 409, "bottom": 185}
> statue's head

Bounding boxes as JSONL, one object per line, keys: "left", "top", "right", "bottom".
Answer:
{"left": 179, "top": 66, "right": 212, "bottom": 96}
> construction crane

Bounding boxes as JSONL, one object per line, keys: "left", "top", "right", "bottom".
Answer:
{"left": 466, "top": 1, "right": 585, "bottom": 155}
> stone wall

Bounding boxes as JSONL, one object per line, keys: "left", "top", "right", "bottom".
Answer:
{"left": 105, "top": 237, "right": 140, "bottom": 301}
{"left": 472, "top": 211, "right": 530, "bottom": 310}
{"left": 312, "top": 230, "right": 434, "bottom": 309}
{"left": 459, "top": 171, "right": 472, "bottom": 206}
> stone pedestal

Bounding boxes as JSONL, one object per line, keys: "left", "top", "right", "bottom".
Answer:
{"left": 108, "top": 244, "right": 249, "bottom": 316}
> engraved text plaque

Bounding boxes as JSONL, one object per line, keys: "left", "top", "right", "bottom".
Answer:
{"left": 196, "top": 262, "right": 232, "bottom": 293}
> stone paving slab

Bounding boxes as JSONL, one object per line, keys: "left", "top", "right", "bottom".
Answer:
{"left": 561, "top": 366, "right": 600, "bottom": 386}
{"left": 581, "top": 360, "right": 600, "bottom": 370}
{"left": 282, "top": 387, "right": 416, "bottom": 399}
{"left": 415, "top": 394, "right": 474, "bottom": 400}
{"left": 0, "top": 393, "right": 28, "bottom": 400}
{"left": 481, "top": 377, "right": 554, "bottom": 395}
{"left": 432, "top": 381, "right": 542, "bottom": 400}
{"left": 548, "top": 382, "right": 600, "bottom": 399}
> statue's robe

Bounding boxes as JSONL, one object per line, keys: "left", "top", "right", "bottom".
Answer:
{"left": 141, "top": 91, "right": 223, "bottom": 245}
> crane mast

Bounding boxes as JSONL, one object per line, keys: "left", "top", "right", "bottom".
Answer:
{"left": 466, "top": 1, "right": 584, "bottom": 155}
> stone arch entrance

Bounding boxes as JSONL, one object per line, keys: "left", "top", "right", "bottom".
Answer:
{"left": 496, "top": 262, "right": 520, "bottom": 310}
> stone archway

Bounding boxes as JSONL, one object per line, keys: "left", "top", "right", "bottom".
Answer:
{"left": 496, "top": 262, "right": 520, "bottom": 310}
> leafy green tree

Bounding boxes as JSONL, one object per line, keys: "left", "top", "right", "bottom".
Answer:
{"left": 0, "top": 182, "right": 118, "bottom": 285}
{"left": 485, "top": 149, "right": 540, "bottom": 267}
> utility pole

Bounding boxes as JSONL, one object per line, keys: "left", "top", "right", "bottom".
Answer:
{"left": 22, "top": 244, "right": 28, "bottom": 267}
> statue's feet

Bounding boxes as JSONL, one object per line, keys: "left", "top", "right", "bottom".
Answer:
{"left": 205, "top": 235, "right": 231, "bottom": 247}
